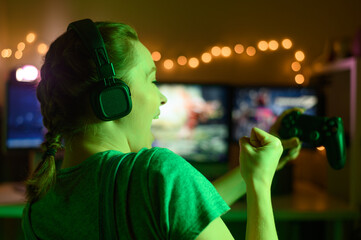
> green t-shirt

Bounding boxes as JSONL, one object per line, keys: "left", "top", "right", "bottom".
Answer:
{"left": 23, "top": 147, "right": 230, "bottom": 239}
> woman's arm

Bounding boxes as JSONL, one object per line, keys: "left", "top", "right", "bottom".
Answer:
{"left": 212, "top": 167, "right": 246, "bottom": 206}
{"left": 239, "top": 127, "right": 282, "bottom": 239}
{"left": 245, "top": 183, "right": 278, "bottom": 240}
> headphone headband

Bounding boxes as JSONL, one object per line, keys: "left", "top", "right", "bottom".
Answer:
{"left": 67, "top": 19, "right": 115, "bottom": 86}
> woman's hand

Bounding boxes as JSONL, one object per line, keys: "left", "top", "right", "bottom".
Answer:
{"left": 269, "top": 108, "right": 304, "bottom": 170}
{"left": 239, "top": 127, "right": 283, "bottom": 190}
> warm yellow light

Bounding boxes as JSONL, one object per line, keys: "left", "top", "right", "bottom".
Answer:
{"left": 246, "top": 46, "right": 256, "bottom": 56}
{"left": 1, "top": 48, "right": 12, "bottom": 58}
{"left": 201, "top": 53, "right": 212, "bottom": 63}
{"left": 189, "top": 57, "right": 200, "bottom": 68}
{"left": 15, "top": 50, "right": 23, "bottom": 59}
{"left": 1, "top": 49, "right": 6, "bottom": 58}
{"left": 37, "top": 43, "right": 48, "bottom": 55}
{"left": 152, "top": 51, "right": 162, "bottom": 61}
{"left": 268, "top": 40, "right": 279, "bottom": 51}
{"left": 17, "top": 42, "right": 25, "bottom": 51}
{"left": 291, "top": 61, "right": 301, "bottom": 72}
{"left": 258, "top": 41, "right": 268, "bottom": 51}
{"left": 282, "top": 39, "right": 292, "bottom": 49}
{"left": 26, "top": 33, "right": 36, "bottom": 43}
{"left": 317, "top": 146, "right": 325, "bottom": 151}
{"left": 164, "top": 59, "right": 174, "bottom": 70}
{"left": 221, "top": 46, "right": 232, "bottom": 57}
{"left": 177, "top": 56, "right": 187, "bottom": 66}
{"left": 211, "top": 46, "right": 221, "bottom": 56}
{"left": 234, "top": 44, "right": 244, "bottom": 54}
{"left": 295, "top": 74, "right": 305, "bottom": 84}
{"left": 295, "top": 51, "right": 305, "bottom": 62}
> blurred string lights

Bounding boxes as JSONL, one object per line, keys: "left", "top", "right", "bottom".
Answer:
{"left": 1, "top": 33, "right": 306, "bottom": 85}
{"left": 1, "top": 32, "right": 48, "bottom": 82}
{"left": 15, "top": 65, "right": 39, "bottom": 82}
{"left": 1, "top": 32, "right": 49, "bottom": 60}
{"left": 151, "top": 38, "right": 307, "bottom": 85}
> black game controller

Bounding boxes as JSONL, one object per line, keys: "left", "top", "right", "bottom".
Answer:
{"left": 278, "top": 111, "right": 346, "bottom": 170}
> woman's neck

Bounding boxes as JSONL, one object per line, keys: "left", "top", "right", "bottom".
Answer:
{"left": 61, "top": 132, "right": 131, "bottom": 169}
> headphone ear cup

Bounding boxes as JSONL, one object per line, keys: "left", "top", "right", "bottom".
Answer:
{"left": 90, "top": 81, "right": 132, "bottom": 121}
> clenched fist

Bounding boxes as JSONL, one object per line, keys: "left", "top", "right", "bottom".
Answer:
{"left": 239, "top": 127, "right": 283, "bottom": 190}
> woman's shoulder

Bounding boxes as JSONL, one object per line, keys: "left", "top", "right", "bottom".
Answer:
{"left": 137, "top": 146, "right": 177, "bottom": 157}
{"left": 133, "top": 147, "right": 204, "bottom": 182}
{"left": 136, "top": 147, "right": 191, "bottom": 169}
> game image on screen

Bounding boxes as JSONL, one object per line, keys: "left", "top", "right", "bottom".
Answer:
{"left": 151, "top": 84, "right": 230, "bottom": 163}
{"left": 232, "top": 87, "right": 318, "bottom": 141}
{"left": 6, "top": 83, "right": 45, "bottom": 149}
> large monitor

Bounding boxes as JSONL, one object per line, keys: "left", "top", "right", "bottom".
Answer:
{"left": 151, "top": 83, "right": 231, "bottom": 163}
{"left": 4, "top": 82, "right": 45, "bottom": 149}
{"left": 231, "top": 87, "right": 319, "bottom": 142}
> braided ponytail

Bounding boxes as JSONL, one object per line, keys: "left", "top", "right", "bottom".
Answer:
{"left": 26, "top": 133, "right": 62, "bottom": 202}
{"left": 25, "top": 21, "right": 139, "bottom": 202}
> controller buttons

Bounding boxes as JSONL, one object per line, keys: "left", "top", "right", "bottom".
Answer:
{"left": 309, "top": 131, "right": 320, "bottom": 141}
{"left": 290, "top": 128, "right": 299, "bottom": 137}
{"left": 328, "top": 120, "right": 336, "bottom": 126}
{"left": 331, "top": 126, "right": 338, "bottom": 133}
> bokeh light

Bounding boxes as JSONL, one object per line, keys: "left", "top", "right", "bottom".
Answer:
{"left": 17, "top": 42, "right": 25, "bottom": 51}
{"left": 211, "top": 46, "right": 221, "bottom": 56}
{"left": 16, "top": 65, "right": 39, "bottom": 82}
{"left": 15, "top": 50, "right": 23, "bottom": 59}
{"left": 291, "top": 61, "right": 301, "bottom": 72}
{"left": 152, "top": 51, "right": 162, "bottom": 61}
{"left": 234, "top": 44, "right": 244, "bottom": 54}
{"left": 177, "top": 56, "right": 187, "bottom": 66}
{"left": 164, "top": 59, "right": 174, "bottom": 70}
{"left": 246, "top": 46, "right": 256, "bottom": 56}
{"left": 146, "top": 37, "right": 300, "bottom": 73}
{"left": 1, "top": 49, "right": 12, "bottom": 58}
{"left": 295, "top": 51, "right": 305, "bottom": 61}
{"left": 268, "top": 40, "right": 279, "bottom": 51}
{"left": 26, "top": 33, "right": 36, "bottom": 43}
{"left": 201, "top": 53, "right": 212, "bottom": 63}
{"left": 37, "top": 43, "right": 48, "bottom": 55}
{"left": 282, "top": 39, "right": 293, "bottom": 49}
{"left": 221, "top": 46, "right": 232, "bottom": 57}
{"left": 15, "top": 69, "right": 24, "bottom": 81}
{"left": 317, "top": 146, "right": 325, "bottom": 151}
{"left": 295, "top": 74, "right": 305, "bottom": 84}
{"left": 189, "top": 57, "right": 200, "bottom": 68}
{"left": 258, "top": 41, "right": 268, "bottom": 51}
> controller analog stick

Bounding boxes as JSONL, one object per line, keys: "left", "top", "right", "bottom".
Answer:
{"left": 309, "top": 130, "right": 320, "bottom": 141}
{"left": 290, "top": 128, "right": 298, "bottom": 136}
{"left": 328, "top": 120, "right": 336, "bottom": 126}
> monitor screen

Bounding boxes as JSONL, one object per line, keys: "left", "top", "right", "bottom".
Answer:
{"left": 5, "top": 83, "right": 45, "bottom": 149}
{"left": 232, "top": 87, "right": 318, "bottom": 141}
{"left": 151, "top": 83, "right": 230, "bottom": 163}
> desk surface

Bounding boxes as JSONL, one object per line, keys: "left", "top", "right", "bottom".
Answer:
{"left": 0, "top": 182, "right": 26, "bottom": 218}
{"left": 0, "top": 181, "right": 359, "bottom": 220}
{"left": 224, "top": 181, "right": 358, "bottom": 221}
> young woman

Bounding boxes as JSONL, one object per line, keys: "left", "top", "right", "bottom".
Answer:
{"left": 22, "top": 19, "right": 302, "bottom": 239}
